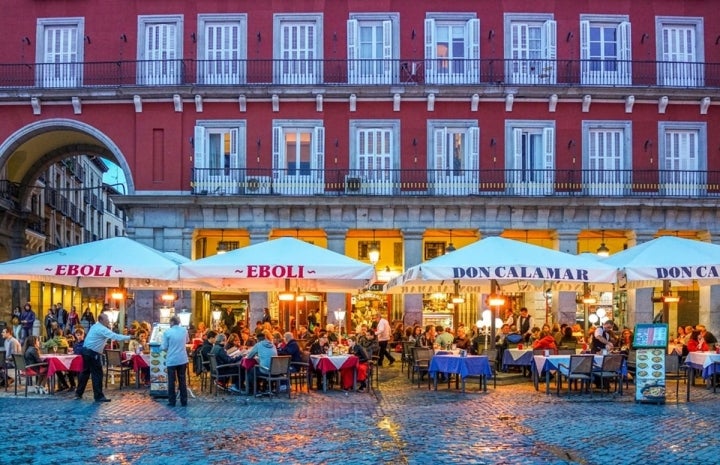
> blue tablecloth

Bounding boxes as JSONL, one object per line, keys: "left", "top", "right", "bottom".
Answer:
{"left": 428, "top": 354, "right": 492, "bottom": 379}
{"left": 502, "top": 349, "right": 534, "bottom": 370}
{"left": 685, "top": 352, "right": 720, "bottom": 379}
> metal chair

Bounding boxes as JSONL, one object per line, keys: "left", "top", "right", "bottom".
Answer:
{"left": 411, "top": 347, "right": 433, "bottom": 388}
{"left": 104, "top": 349, "right": 132, "bottom": 390}
{"left": 665, "top": 353, "right": 689, "bottom": 402}
{"left": 400, "top": 342, "right": 414, "bottom": 374}
{"left": 207, "top": 353, "right": 239, "bottom": 396}
{"left": 193, "top": 350, "right": 210, "bottom": 392}
{"left": 289, "top": 352, "right": 310, "bottom": 393}
{"left": 593, "top": 353, "right": 625, "bottom": 395}
{"left": 12, "top": 353, "right": 48, "bottom": 397}
{"left": 254, "top": 355, "right": 291, "bottom": 399}
{"left": 557, "top": 355, "right": 594, "bottom": 396}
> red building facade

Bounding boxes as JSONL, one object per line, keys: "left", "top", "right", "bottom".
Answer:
{"left": 0, "top": 0, "right": 718, "bottom": 333}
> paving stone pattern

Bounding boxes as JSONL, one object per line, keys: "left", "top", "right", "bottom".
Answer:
{"left": 1, "top": 366, "right": 718, "bottom": 465}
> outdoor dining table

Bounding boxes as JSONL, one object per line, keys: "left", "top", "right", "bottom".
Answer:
{"left": 310, "top": 354, "right": 358, "bottom": 392}
{"left": 41, "top": 354, "right": 83, "bottom": 394}
{"left": 685, "top": 351, "right": 720, "bottom": 388}
{"left": 124, "top": 352, "right": 151, "bottom": 388}
{"left": 502, "top": 348, "right": 534, "bottom": 371}
{"left": 428, "top": 354, "right": 493, "bottom": 393}
{"left": 533, "top": 354, "right": 607, "bottom": 394}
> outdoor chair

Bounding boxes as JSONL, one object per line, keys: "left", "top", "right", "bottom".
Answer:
{"left": 401, "top": 342, "right": 414, "bottom": 374}
{"left": 624, "top": 350, "right": 637, "bottom": 389}
{"left": 104, "top": 349, "right": 132, "bottom": 390}
{"left": 193, "top": 350, "right": 210, "bottom": 393}
{"left": 558, "top": 348, "right": 575, "bottom": 355}
{"left": 289, "top": 352, "right": 310, "bottom": 393}
{"left": 665, "top": 353, "right": 689, "bottom": 402}
{"left": 592, "top": 353, "right": 625, "bottom": 395}
{"left": 411, "top": 347, "right": 433, "bottom": 388}
{"left": 12, "top": 353, "right": 48, "bottom": 397}
{"left": 368, "top": 355, "right": 380, "bottom": 390}
{"left": 208, "top": 353, "right": 240, "bottom": 396}
{"left": 254, "top": 355, "right": 291, "bottom": 399}
{"left": 557, "top": 355, "right": 594, "bottom": 397}
{"left": 472, "top": 348, "right": 498, "bottom": 390}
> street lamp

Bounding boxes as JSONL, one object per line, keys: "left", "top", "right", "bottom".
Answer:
{"left": 334, "top": 308, "right": 346, "bottom": 336}
{"left": 177, "top": 308, "right": 191, "bottom": 327}
{"left": 211, "top": 308, "right": 222, "bottom": 329}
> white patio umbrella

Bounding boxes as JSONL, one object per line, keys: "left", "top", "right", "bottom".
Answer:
{"left": 603, "top": 235, "right": 720, "bottom": 288}
{"left": 0, "top": 236, "right": 187, "bottom": 289}
{"left": 384, "top": 236, "right": 618, "bottom": 294}
{"left": 179, "top": 237, "right": 376, "bottom": 292}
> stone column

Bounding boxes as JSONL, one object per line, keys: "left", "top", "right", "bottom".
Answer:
{"left": 402, "top": 228, "right": 425, "bottom": 326}
{"left": 627, "top": 288, "right": 654, "bottom": 328}
{"left": 556, "top": 291, "right": 577, "bottom": 327}
{"left": 248, "top": 228, "right": 270, "bottom": 326}
{"left": 326, "top": 228, "right": 349, "bottom": 334}
{"left": 704, "top": 236, "right": 720, "bottom": 335}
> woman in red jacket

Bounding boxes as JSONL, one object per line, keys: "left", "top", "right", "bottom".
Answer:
{"left": 532, "top": 330, "right": 558, "bottom": 355}
{"left": 687, "top": 330, "right": 708, "bottom": 352}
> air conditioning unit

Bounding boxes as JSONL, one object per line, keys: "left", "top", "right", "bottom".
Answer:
{"left": 245, "top": 176, "right": 272, "bottom": 194}
{"left": 344, "top": 176, "right": 362, "bottom": 194}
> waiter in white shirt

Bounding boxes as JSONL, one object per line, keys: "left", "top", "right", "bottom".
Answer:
{"left": 374, "top": 313, "right": 395, "bottom": 367}
{"left": 75, "top": 312, "right": 131, "bottom": 402}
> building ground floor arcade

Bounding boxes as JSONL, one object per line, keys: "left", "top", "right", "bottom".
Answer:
{"left": 105, "top": 195, "right": 720, "bottom": 340}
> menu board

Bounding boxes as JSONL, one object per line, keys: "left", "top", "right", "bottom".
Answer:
{"left": 633, "top": 323, "right": 668, "bottom": 349}
{"left": 148, "top": 342, "right": 168, "bottom": 398}
{"left": 149, "top": 323, "right": 171, "bottom": 344}
{"left": 634, "top": 347, "right": 666, "bottom": 404}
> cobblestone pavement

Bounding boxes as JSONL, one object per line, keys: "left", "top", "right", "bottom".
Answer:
{"left": 1, "top": 365, "right": 719, "bottom": 465}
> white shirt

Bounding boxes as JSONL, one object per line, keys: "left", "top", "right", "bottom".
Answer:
{"left": 375, "top": 318, "right": 391, "bottom": 342}
{"left": 84, "top": 322, "right": 131, "bottom": 354}
{"left": 161, "top": 324, "right": 189, "bottom": 367}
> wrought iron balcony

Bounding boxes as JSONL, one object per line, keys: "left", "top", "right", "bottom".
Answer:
{"left": 191, "top": 168, "right": 720, "bottom": 198}
{"left": 0, "top": 58, "right": 715, "bottom": 90}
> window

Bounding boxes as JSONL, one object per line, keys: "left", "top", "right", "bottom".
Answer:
{"left": 424, "top": 14, "right": 479, "bottom": 84}
{"left": 582, "top": 121, "right": 632, "bottom": 196}
{"left": 505, "top": 120, "right": 555, "bottom": 195}
{"left": 428, "top": 120, "right": 479, "bottom": 195}
{"left": 349, "top": 120, "right": 400, "bottom": 195}
{"left": 197, "top": 14, "right": 247, "bottom": 85}
{"left": 580, "top": 15, "right": 631, "bottom": 85}
{"left": 36, "top": 17, "right": 84, "bottom": 87}
{"left": 193, "top": 120, "right": 246, "bottom": 195}
{"left": 658, "top": 122, "right": 707, "bottom": 196}
{"left": 272, "top": 120, "right": 325, "bottom": 195}
{"left": 504, "top": 14, "right": 556, "bottom": 84}
{"left": 425, "top": 242, "right": 446, "bottom": 260}
{"left": 274, "top": 14, "right": 323, "bottom": 85}
{"left": 656, "top": 16, "right": 704, "bottom": 87}
{"left": 347, "top": 13, "right": 399, "bottom": 85}
{"left": 137, "top": 15, "right": 184, "bottom": 85}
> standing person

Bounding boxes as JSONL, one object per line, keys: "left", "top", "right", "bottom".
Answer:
{"left": 374, "top": 313, "right": 395, "bottom": 367}
{"left": 261, "top": 307, "right": 272, "bottom": 324}
{"left": 591, "top": 320, "right": 615, "bottom": 354}
{"left": 67, "top": 306, "right": 79, "bottom": 334}
{"left": 74, "top": 312, "right": 131, "bottom": 403}
{"left": 19, "top": 303, "right": 35, "bottom": 342}
{"left": 44, "top": 308, "right": 58, "bottom": 340}
{"left": 55, "top": 303, "right": 68, "bottom": 331}
{"left": 162, "top": 315, "right": 189, "bottom": 407}
{"left": 516, "top": 307, "right": 534, "bottom": 343}
{"left": 80, "top": 307, "right": 95, "bottom": 332}
{"left": 1, "top": 327, "right": 21, "bottom": 386}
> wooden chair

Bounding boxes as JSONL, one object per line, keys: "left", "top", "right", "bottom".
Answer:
{"left": 104, "top": 349, "right": 132, "bottom": 390}
{"left": 254, "top": 355, "right": 291, "bottom": 399}
{"left": 12, "top": 353, "right": 48, "bottom": 397}
{"left": 557, "top": 355, "right": 594, "bottom": 396}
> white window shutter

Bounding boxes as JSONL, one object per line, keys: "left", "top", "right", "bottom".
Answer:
{"left": 347, "top": 19, "right": 358, "bottom": 79}
{"left": 272, "top": 126, "right": 283, "bottom": 173}
{"left": 467, "top": 19, "right": 480, "bottom": 82}
{"left": 425, "top": 18, "right": 435, "bottom": 75}
{"left": 618, "top": 21, "right": 632, "bottom": 84}
{"left": 313, "top": 126, "right": 325, "bottom": 180}
{"left": 579, "top": 21, "right": 590, "bottom": 61}
{"left": 382, "top": 20, "right": 393, "bottom": 82}
{"left": 543, "top": 127, "right": 555, "bottom": 170}
{"left": 543, "top": 20, "right": 557, "bottom": 60}
{"left": 193, "top": 126, "right": 206, "bottom": 168}
{"left": 229, "top": 128, "right": 239, "bottom": 169}
{"left": 434, "top": 128, "right": 446, "bottom": 172}
{"left": 468, "top": 126, "right": 480, "bottom": 172}
{"left": 512, "top": 128, "right": 523, "bottom": 171}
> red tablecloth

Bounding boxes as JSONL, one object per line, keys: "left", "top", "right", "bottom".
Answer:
{"left": 42, "top": 354, "right": 83, "bottom": 377}
{"left": 310, "top": 354, "right": 359, "bottom": 374}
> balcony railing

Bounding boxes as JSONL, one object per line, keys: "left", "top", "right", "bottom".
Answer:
{"left": 191, "top": 168, "right": 720, "bottom": 198}
{"left": 0, "top": 58, "right": 716, "bottom": 89}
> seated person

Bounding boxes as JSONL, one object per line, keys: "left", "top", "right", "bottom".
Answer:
{"left": 687, "top": 330, "right": 708, "bottom": 352}
{"left": 23, "top": 336, "right": 48, "bottom": 394}
{"left": 435, "top": 326, "right": 454, "bottom": 350}
{"left": 558, "top": 326, "right": 578, "bottom": 348}
{"left": 309, "top": 331, "right": 330, "bottom": 355}
{"left": 67, "top": 327, "right": 85, "bottom": 391}
{"left": 209, "top": 334, "right": 242, "bottom": 391}
{"left": 128, "top": 330, "right": 150, "bottom": 354}
{"left": 42, "top": 328, "right": 72, "bottom": 391}
{"left": 278, "top": 332, "right": 303, "bottom": 372}
{"left": 246, "top": 331, "right": 278, "bottom": 394}
{"left": 532, "top": 330, "right": 558, "bottom": 355}
{"left": 342, "top": 336, "right": 369, "bottom": 392}
{"left": 239, "top": 329, "right": 256, "bottom": 348}
{"left": 357, "top": 325, "right": 379, "bottom": 357}
{"left": 453, "top": 327, "right": 471, "bottom": 351}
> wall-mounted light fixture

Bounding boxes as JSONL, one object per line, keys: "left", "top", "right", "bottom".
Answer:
{"left": 191, "top": 32, "right": 196, "bottom": 43}
{"left": 566, "top": 32, "right": 573, "bottom": 42}
{"left": 257, "top": 32, "right": 262, "bottom": 42}
{"left": 84, "top": 35, "right": 91, "bottom": 44}
{"left": 641, "top": 33, "right": 649, "bottom": 44}
{"left": 120, "top": 34, "right": 127, "bottom": 42}
{"left": 411, "top": 29, "right": 416, "bottom": 40}
{"left": 22, "top": 37, "right": 31, "bottom": 45}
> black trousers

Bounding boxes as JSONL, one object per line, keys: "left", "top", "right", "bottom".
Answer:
{"left": 167, "top": 363, "right": 188, "bottom": 406}
{"left": 76, "top": 348, "right": 104, "bottom": 400}
{"left": 377, "top": 340, "right": 395, "bottom": 366}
